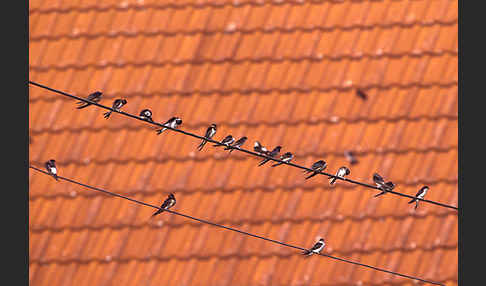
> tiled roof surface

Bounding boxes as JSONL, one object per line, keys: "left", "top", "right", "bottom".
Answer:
{"left": 29, "top": 0, "right": 458, "bottom": 285}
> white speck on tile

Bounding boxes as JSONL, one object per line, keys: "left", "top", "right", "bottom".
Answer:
{"left": 344, "top": 79, "right": 353, "bottom": 87}
{"left": 105, "top": 255, "right": 112, "bottom": 262}
{"left": 70, "top": 191, "right": 77, "bottom": 197}
{"left": 330, "top": 116, "right": 339, "bottom": 123}
{"left": 226, "top": 22, "right": 237, "bottom": 33}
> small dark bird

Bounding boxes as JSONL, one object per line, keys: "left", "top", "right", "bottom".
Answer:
{"left": 139, "top": 109, "right": 153, "bottom": 122}
{"left": 214, "top": 135, "right": 235, "bottom": 147}
{"left": 225, "top": 136, "right": 247, "bottom": 153}
{"left": 103, "top": 98, "right": 127, "bottom": 119}
{"left": 258, "top": 146, "right": 282, "bottom": 166}
{"left": 329, "top": 166, "right": 350, "bottom": 185}
{"left": 156, "top": 117, "right": 183, "bottom": 135}
{"left": 408, "top": 186, "right": 429, "bottom": 210}
{"left": 302, "top": 238, "right": 326, "bottom": 256}
{"left": 271, "top": 152, "right": 293, "bottom": 167}
{"left": 253, "top": 141, "right": 268, "bottom": 154}
{"left": 45, "top": 159, "right": 58, "bottom": 181}
{"left": 373, "top": 173, "right": 395, "bottom": 197}
{"left": 76, "top": 91, "right": 102, "bottom": 109}
{"left": 152, "top": 193, "right": 176, "bottom": 217}
{"left": 304, "top": 160, "right": 327, "bottom": 180}
{"left": 197, "top": 124, "right": 217, "bottom": 151}
{"left": 356, "top": 89, "right": 368, "bottom": 100}
{"left": 344, "top": 150, "right": 358, "bottom": 165}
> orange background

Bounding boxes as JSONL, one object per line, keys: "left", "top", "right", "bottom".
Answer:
{"left": 29, "top": 0, "right": 458, "bottom": 285}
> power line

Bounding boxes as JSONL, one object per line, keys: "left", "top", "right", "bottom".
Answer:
{"left": 28, "top": 80, "right": 458, "bottom": 211}
{"left": 29, "top": 165, "right": 445, "bottom": 286}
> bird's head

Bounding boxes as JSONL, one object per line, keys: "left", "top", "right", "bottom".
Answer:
{"left": 121, "top": 99, "right": 127, "bottom": 104}
{"left": 344, "top": 167, "right": 350, "bottom": 175}
{"left": 210, "top": 123, "right": 217, "bottom": 129}
{"left": 176, "top": 118, "right": 183, "bottom": 125}
{"left": 168, "top": 193, "right": 175, "bottom": 199}
{"left": 50, "top": 159, "right": 56, "bottom": 164}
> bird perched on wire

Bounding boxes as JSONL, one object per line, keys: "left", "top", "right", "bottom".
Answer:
{"left": 225, "top": 136, "right": 247, "bottom": 153}
{"left": 151, "top": 193, "right": 176, "bottom": 217}
{"left": 303, "top": 160, "right": 327, "bottom": 180}
{"left": 103, "top": 98, "right": 127, "bottom": 119}
{"left": 76, "top": 91, "right": 102, "bottom": 109}
{"left": 214, "top": 135, "right": 235, "bottom": 148}
{"left": 344, "top": 150, "right": 358, "bottom": 165}
{"left": 139, "top": 109, "right": 154, "bottom": 122}
{"left": 373, "top": 173, "right": 395, "bottom": 197}
{"left": 302, "top": 238, "right": 326, "bottom": 256}
{"left": 329, "top": 166, "right": 350, "bottom": 185}
{"left": 197, "top": 124, "right": 217, "bottom": 151}
{"left": 45, "top": 159, "right": 58, "bottom": 181}
{"left": 356, "top": 89, "right": 368, "bottom": 100}
{"left": 271, "top": 152, "right": 293, "bottom": 167}
{"left": 253, "top": 141, "right": 268, "bottom": 155}
{"left": 156, "top": 117, "right": 182, "bottom": 135}
{"left": 258, "top": 146, "right": 282, "bottom": 166}
{"left": 408, "top": 186, "right": 429, "bottom": 210}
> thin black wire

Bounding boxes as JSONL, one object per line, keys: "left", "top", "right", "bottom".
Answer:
{"left": 29, "top": 165, "right": 444, "bottom": 286}
{"left": 28, "top": 81, "right": 458, "bottom": 211}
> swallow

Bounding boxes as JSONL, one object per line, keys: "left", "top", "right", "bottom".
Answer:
{"left": 304, "top": 160, "right": 327, "bottom": 180}
{"left": 224, "top": 136, "right": 247, "bottom": 153}
{"left": 373, "top": 173, "right": 395, "bottom": 197}
{"left": 344, "top": 150, "right": 359, "bottom": 165}
{"left": 45, "top": 159, "right": 58, "bottom": 181}
{"left": 76, "top": 91, "right": 102, "bottom": 109}
{"left": 214, "top": 135, "right": 235, "bottom": 147}
{"left": 408, "top": 186, "right": 429, "bottom": 210}
{"left": 156, "top": 117, "right": 183, "bottom": 135}
{"left": 253, "top": 141, "right": 268, "bottom": 154}
{"left": 139, "top": 109, "right": 154, "bottom": 122}
{"left": 329, "top": 166, "right": 350, "bottom": 185}
{"left": 103, "top": 98, "right": 127, "bottom": 119}
{"left": 152, "top": 193, "right": 176, "bottom": 217}
{"left": 258, "top": 146, "right": 282, "bottom": 166}
{"left": 197, "top": 124, "right": 217, "bottom": 151}
{"left": 356, "top": 89, "right": 368, "bottom": 100}
{"left": 271, "top": 152, "right": 293, "bottom": 167}
{"left": 302, "top": 238, "right": 326, "bottom": 256}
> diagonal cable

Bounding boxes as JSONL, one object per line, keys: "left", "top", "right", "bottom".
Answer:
{"left": 28, "top": 80, "right": 458, "bottom": 211}
{"left": 29, "top": 165, "right": 445, "bottom": 286}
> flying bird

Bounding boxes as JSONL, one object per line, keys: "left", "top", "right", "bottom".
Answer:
{"left": 356, "top": 89, "right": 368, "bottom": 100}
{"left": 45, "top": 159, "right": 58, "bottom": 181}
{"left": 373, "top": 173, "right": 395, "bottom": 197}
{"left": 139, "top": 109, "right": 153, "bottom": 122}
{"left": 304, "top": 160, "right": 327, "bottom": 180}
{"left": 156, "top": 117, "right": 182, "bottom": 135}
{"left": 214, "top": 135, "right": 235, "bottom": 147}
{"left": 344, "top": 150, "right": 358, "bottom": 165}
{"left": 76, "top": 91, "right": 102, "bottom": 109}
{"left": 151, "top": 193, "right": 176, "bottom": 217}
{"left": 271, "top": 152, "right": 293, "bottom": 167}
{"left": 225, "top": 136, "right": 247, "bottom": 153}
{"left": 329, "top": 166, "right": 350, "bottom": 185}
{"left": 302, "top": 238, "right": 326, "bottom": 256}
{"left": 253, "top": 141, "right": 268, "bottom": 155}
{"left": 408, "top": 186, "right": 429, "bottom": 210}
{"left": 197, "top": 124, "right": 217, "bottom": 151}
{"left": 258, "top": 146, "right": 282, "bottom": 166}
{"left": 103, "top": 98, "right": 127, "bottom": 119}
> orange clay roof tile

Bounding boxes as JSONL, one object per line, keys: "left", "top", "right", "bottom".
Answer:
{"left": 30, "top": 0, "right": 457, "bottom": 285}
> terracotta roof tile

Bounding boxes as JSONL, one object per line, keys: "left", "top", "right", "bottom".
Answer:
{"left": 30, "top": 0, "right": 458, "bottom": 285}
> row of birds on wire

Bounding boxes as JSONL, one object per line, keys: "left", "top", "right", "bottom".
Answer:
{"left": 75, "top": 91, "right": 430, "bottom": 209}
{"left": 40, "top": 90, "right": 430, "bottom": 256}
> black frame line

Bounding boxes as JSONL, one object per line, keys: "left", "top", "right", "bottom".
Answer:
{"left": 28, "top": 80, "right": 458, "bottom": 211}
{"left": 29, "top": 165, "right": 445, "bottom": 286}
